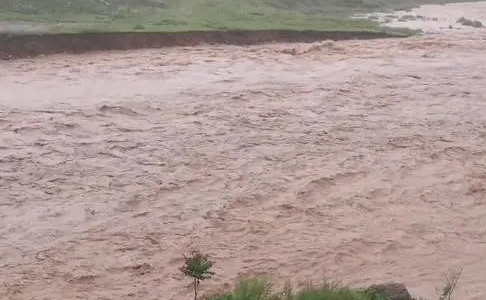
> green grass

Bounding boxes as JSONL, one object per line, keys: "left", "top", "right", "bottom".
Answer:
{"left": 0, "top": 0, "right": 483, "bottom": 33}
{"left": 0, "top": 0, "right": 382, "bottom": 33}
{"left": 202, "top": 269, "right": 463, "bottom": 300}
{"left": 205, "top": 278, "right": 387, "bottom": 300}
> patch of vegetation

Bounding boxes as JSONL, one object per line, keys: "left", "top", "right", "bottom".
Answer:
{"left": 180, "top": 250, "right": 216, "bottom": 300}
{"left": 437, "top": 268, "right": 462, "bottom": 300}
{"left": 179, "top": 250, "right": 462, "bottom": 300}
{"left": 206, "top": 278, "right": 387, "bottom": 300}
{"left": 132, "top": 23, "right": 146, "bottom": 30}
{"left": 0, "top": 0, "right": 484, "bottom": 33}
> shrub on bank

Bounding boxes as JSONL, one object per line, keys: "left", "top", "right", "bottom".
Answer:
{"left": 206, "top": 278, "right": 387, "bottom": 300}
{"left": 180, "top": 250, "right": 461, "bottom": 300}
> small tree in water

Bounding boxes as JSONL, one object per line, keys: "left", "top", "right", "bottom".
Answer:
{"left": 180, "top": 250, "right": 215, "bottom": 300}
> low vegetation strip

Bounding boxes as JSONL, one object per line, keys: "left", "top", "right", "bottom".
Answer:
{"left": 205, "top": 279, "right": 410, "bottom": 300}
{"left": 180, "top": 251, "right": 462, "bottom": 300}
{"left": 0, "top": 29, "right": 410, "bottom": 60}
{"left": 2, "top": 0, "right": 482, "bottom": 33}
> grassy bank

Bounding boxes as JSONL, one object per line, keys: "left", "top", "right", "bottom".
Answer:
{"left": 0, "top": 0, "right": 483, "bottom": 33}
{"left": 205, "top": 278, "right": 388, "bottom": 300}
{"left": 203, "top": 277, "right": 460, "bottom": 300}
{"left": 179, "top": 251, "right": 462, "bottom": 300}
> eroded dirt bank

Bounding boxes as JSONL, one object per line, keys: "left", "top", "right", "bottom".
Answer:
{"left": 0, "top": 30, "right": 402, "bottom": 60}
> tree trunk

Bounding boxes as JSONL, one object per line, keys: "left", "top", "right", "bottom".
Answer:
{"left": 194, "top": 279, "right": 198, "bottom": 300}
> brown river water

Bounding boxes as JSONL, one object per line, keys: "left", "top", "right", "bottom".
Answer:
{"left": 1, "top": 5, "right": 486, "bottom": 299}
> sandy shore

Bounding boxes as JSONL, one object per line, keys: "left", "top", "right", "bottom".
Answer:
{"left": 1, "top": 3, "right": 486, "bottom": 300}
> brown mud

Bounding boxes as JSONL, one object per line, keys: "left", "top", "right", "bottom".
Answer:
{"left": 0, "top": 30, "right": 406, "bottom": 60}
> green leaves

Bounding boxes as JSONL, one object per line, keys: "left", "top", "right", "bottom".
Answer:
{"left": 180, "top": 250, "right": 215, "bottom": 300}
{"left": 180, "top": 250, "right": 216, "bottom": 281}
{"left": 206, "top": 278, "right": 396, "bottom": 300}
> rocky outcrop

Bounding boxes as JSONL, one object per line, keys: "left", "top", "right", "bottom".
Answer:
{"left": 368, "top": 283, "right": 414, "bottom": 300}
{"left": 457, "top": 17, "right": 484, "bottom": 28}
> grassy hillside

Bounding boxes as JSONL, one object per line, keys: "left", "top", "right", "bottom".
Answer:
{"left": 0, "top": 0, "right": 480, "bottom": 32}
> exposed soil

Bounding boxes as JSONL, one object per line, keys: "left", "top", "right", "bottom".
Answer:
{"left": 0, "top": 30, "right": 401, "bottom": 60}
{"left": 1, "top": 4, "right": 486, "bottom": 300}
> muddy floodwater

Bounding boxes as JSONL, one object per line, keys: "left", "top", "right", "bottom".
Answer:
{"left": 1, "top": 6, "right": 486, "bottom": 300}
